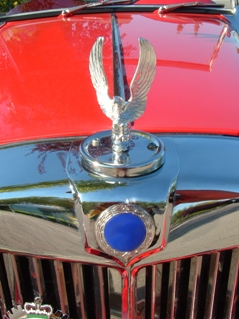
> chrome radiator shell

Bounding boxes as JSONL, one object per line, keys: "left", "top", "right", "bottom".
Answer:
{"left": 0, "top": 135, "right": 239, "bottom": 318}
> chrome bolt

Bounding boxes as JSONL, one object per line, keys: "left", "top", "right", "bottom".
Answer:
{"left": 92, "top": 138, "right": 100, "bottom": 147}
{"left": 147, "top": 143, "right": 157, "bottom": 151}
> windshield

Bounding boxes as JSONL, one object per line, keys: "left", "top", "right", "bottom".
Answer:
{"left": 0, "top": 0, "right": 91, "bottom": 15}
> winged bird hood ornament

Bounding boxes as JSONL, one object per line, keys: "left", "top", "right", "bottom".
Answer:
{"left": 89, "top": 37, "right": 156, "bottom": 153}
{"left": 80, "top": 36, "right": 164, "bottom": 177}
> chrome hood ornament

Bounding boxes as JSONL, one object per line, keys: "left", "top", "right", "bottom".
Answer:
{"left": 89, "top": 36, "right": 156, "bottom": 153}
{"left": 80, "top": 35, "right": 164, "bottom": 178}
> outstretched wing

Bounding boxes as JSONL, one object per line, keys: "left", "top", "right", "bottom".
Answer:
{"left": 123, "top": 38, "right": 156, "bottom": 122}
{"left": 89, "top": 37, "right": 113, "bottom": 120}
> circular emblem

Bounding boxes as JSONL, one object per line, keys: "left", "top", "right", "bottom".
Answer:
{"left": 95, "top": 204, "right": 155, "bottom": 260}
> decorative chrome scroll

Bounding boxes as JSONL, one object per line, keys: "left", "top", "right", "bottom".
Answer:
{"left": 89, "top": 36, "right": 156, "bottom": 154}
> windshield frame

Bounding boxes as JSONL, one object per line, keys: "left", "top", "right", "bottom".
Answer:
{"left": 0, "top": 2, "right": 235, "bottom": 22}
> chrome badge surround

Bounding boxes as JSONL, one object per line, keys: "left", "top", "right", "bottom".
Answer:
{"left": 80, "top": 36, "right": 164, "bottom": 178}
{"left": 95, "top": 203, "right": 155, "bottom": 261}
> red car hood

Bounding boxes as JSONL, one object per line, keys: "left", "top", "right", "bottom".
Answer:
{"left": 0, "top": 11, "right": 238, "bottom": 145}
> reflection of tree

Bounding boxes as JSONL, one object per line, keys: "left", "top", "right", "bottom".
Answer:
{"left": 194, "top": 22, "right": 200, "bottom": 36}
{"left": 0, "top": 179, "right": 69, "bottom": 193}
{"left": 0, "top": 0, "right": 25, "bottom": 14}
{"left": 0, "top": 193, "right": 77, "bottom": 227}
{"left": 177, "top": 23, "right": 184, "bottom": 34}
{"left": 9, "top": 202, "right": 78, "bottom": 228}
{"left": 75, "top": 179, "right": 123, "bottom": 193}
{"left": 27, "top": 142, "right": 74, "bottom": 174}
{"left": 9, "top": 0, "right": 81, "bottom": 13}
{"left": 172, "top": 197, "right": 239, "bottom": 227}
{"left": 82, "top": 200, "right": 165, "bottom": 219}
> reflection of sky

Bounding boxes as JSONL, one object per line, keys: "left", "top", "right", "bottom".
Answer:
{"left": 0, "top": 185, "right": 71, "bottom": 201}
{"left": 175, "top": 135, "right": 239, "bottom": 193}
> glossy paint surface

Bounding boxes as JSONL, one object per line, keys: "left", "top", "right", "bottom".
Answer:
{"left": 0, "top": 11, "right": 239, "bottom": 144}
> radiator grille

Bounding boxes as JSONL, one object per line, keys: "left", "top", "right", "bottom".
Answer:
{"left": 0, "top": 248, "right": 239, "bottom": 319}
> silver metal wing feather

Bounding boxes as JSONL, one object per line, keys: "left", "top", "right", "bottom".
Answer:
{"left": 122, "top": 38, "right": 156, "bottom": 123}
{"left": 89, "top": 37, "right": 113, "bottom": 120}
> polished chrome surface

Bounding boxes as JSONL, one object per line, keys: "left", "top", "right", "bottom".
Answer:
{"left": 0, "top": 135, "right": 239, "bottom": 265}
{"left": 95, "top": 204, "right": 155, "bottom": 262}
{"left": 80, "top": 130, "right": 165, "bottom": 177}
{"left": 144, "top": 249, "right": 239, "bottom": 318}
{"left": 69, "top": 136, "right": 178, "bottom": 266}
{"left": 1, "top": 135, "right": 239, "bottom": 318}
{"left": 136, "top": 135, "right": 239, "bottom": 267}
{"left": 89, "top": 36, "right": 156, "bottom": 157}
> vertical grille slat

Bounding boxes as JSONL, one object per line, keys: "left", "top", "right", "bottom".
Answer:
{"left": 0, "top": 276, "right": 7, "bottom": 319}
{"left": 145, "top": 264, "right": 161, "bottom": 319}
{"left": 167, "top": 260, "right": 178, "bottom": 318}
{"left": 29, "top": 257, "right": 46, "bottom": 299}
{"left": 204, "top": 252, "right": 220, "bottom": 319}
{"left": 224, "top": 248, "right": 239, "bottom": 319}
{"left": 185, "top": 256, "right": 202, "bottom": 319}
{"left": 136, "top": 268, "right": 146, "bottom": 319}
{"left": 0, "top": 254, "right": 12, "bottom": 313}
{"left": 95, "top": 266, "right": 110, "bottom": 319}
{"left": 54, "top": 260, "right": 69, "bottom": 315}
{"left": 71, "top": 263, "right": 87, "bottom": 319}
{"left": 213, "top": 250, "right": 232, "bottom": 319}
{"left": 6, "top": 255, "right": 23, "bottom": 305}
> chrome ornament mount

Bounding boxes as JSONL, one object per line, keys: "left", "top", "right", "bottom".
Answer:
{"left": 95, "top": 204, "right": 155, "bottom": 262}
{"left": 80, "top": 36, "right": 164, "bottom": 177}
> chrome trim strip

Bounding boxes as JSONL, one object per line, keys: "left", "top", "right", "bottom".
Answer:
{"left": 5, "top": 255, "right": 23, "bottom": 306}
{"left": 29, "top": 258, "right": 45, "bottom": 302}
{"left": 185, "top": 256, "right": 203, "bottom": 319}
{"left": 204, "top": 252, "right": 220, "bottom": 319}
{"left": 224, "top": 248, "right": 239, "bottom": 318}
{"left": 0, "top": 279, "right": 6, "bottom": 318}
{"left": 167, "top": 260, "right": 178, "bottom": 318}
{"left": 71, "top": 263, "right": 87, "bottom": 319}
{"left": 96, "top": 266, "right": 108, "bottom": 319}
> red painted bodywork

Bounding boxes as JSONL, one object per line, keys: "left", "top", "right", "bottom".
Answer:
{"left": 1, "top": 6, "right": 239, "bottom": 145}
